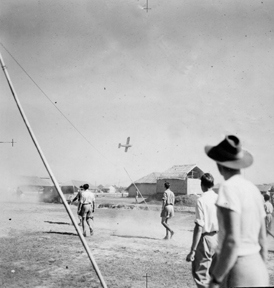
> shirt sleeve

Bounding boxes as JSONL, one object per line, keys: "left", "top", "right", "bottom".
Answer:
{"left": 162, "top": 192, "right": 167, "bottom": 201}
{"left": 76, "top": 192, "right": 80, "bottom": 201}
{"left": 195, "top": 199, "right": 204, "bottom": 227}
{"left": 264, "top": 203, "right": 268, "bottom": 213}
{"left": 216, "top": 184, "right": 241, "bottom": 214}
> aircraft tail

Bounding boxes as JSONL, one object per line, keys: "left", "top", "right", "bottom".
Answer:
{"left": 118, "top": 143, "right": 121, "bottom": 148}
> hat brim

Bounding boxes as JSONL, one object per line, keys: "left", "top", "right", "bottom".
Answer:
{"left": 205, "top": 145, "right": 253, "bottom": 169}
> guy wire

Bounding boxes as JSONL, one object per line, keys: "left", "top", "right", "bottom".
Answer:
{"left": 0, "top": 42, "right": 117, "bottom": 167}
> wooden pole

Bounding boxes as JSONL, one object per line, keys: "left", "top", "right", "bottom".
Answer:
{"left": 124, "top": 167, "right": 149, "bottom": 209}
{"left": 0, "top": 53, "right": 108, "bottom": 288}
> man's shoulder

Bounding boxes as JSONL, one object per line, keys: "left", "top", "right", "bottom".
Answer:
{"left": 199, "top": 190, "right": 217, "bottom": 202}
{"left": 82, "top": 190, "right": 91, "bottom": 196}
{"left": 166, "top": 189, "right": 174, "bottom": 193}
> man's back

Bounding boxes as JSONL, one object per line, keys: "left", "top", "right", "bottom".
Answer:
{"left": 81, "top": 190, "right": 95, "bottom": 205}
{"left": 195, "top": 190, "right": 218, "bottom": 233}
{"left": 163, "top": 189, "right": 175, "bottom": 205}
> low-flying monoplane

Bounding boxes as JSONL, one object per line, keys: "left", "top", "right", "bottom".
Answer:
{"left": 0, "top": 139, "right": 16, "bottom": 147}
{"left": 118, "top": 137, "right": 132, "bottom": 152}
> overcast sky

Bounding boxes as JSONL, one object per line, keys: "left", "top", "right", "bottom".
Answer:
{"left": 0, "top": 0, "right": 274, "bottom": 189}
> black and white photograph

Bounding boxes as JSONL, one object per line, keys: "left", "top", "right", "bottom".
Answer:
{"left": 1, "top": 0, "right": 274, "bottom": 287}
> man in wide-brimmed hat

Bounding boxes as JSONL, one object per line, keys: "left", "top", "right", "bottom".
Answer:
{"left": 205, "top": 135, "right": 269, "bottom": 288}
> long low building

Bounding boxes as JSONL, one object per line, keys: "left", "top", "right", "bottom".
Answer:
{"left": 156, "top": 164, "right": 204, "bottom": 196}
{"left": 126, "top": 172, "right": 161, "bottom": 197}
{"left": 126, "top": 164, "right": 205, "bottom": 197}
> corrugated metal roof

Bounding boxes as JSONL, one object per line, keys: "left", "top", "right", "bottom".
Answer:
{"left": 158, "top": 164, "right": 198, "bottom": 180}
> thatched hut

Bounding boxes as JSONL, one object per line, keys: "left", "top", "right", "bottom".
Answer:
{"left": 156, "top": 164, "right": 204, "bottom": 196}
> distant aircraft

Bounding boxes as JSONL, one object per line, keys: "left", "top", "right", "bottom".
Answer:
{"left": 0, "top": 139, "right": 16, "bottom": 147}
{"left": 118, "top": 137, "right": 132, "bottom": 152}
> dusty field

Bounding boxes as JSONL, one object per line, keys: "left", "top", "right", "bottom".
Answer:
{"left": 1, "top": 194, "right": 274, "bottom": 288}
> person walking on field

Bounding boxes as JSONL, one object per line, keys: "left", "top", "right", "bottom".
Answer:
{"left": 70, "top": 185, "right": 84, "bottom": 226}
{"left": 161, "top": 182, "right": 175, "bottom": 240}
{"left": 78, "top": 184, "right": 95, "bottom": 237}
{"left": 186, "top": 173, "right": 218, "bottom": 288}
{"left": 205, "top": 135, "right": 269, "bottom": 288}
{"left": 264, "top": 194, "right": 273, "bottom": 233}
{"left": 135, "top": 189, "right": 138, "bottom": 204}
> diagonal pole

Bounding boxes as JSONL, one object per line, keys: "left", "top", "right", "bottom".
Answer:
{"left": 0, "top": 52, "right": 108, "bottom": 288}
{"left": 267, "top": 229, "right": 274, "bottom": 239}
{"left": 124, "top": 167, "right": 149, "bottom": 210}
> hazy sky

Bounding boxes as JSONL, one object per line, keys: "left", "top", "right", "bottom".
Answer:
{"left": 0, "top": 0, "right": 274, "bottom": 189}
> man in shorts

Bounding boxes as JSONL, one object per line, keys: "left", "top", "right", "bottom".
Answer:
{"left": 78, "top": 184, "right": 95, "bottom": 237}
{"left": 70, "top": 185, "right": 84, "bottom": 226}
{"left": 161, "top": 182, "right": 175, "bottom": 240}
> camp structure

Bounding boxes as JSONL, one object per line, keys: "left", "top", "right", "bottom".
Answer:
{"left": 71, "top": 180, "right": 98, "bottom": 192}
{"left": 126, "top": 172, "right": 161, "bottom": 197}
{"left": 17, "top": 176, "right": 52, "bottom": 194}
{"left": 41, "top": 180, "right": 98, "bottom": 203}
{"left": 156, "top": 164, "right": 204, "bottom": 196}
{"left": 41, "top": 180, "right": 78, "bottom": 203}
{"left": 256, "top": 184, "right": 273, "bottom": 195}
{"left": 100, "top": 185, "right": 116, "bottom": 193}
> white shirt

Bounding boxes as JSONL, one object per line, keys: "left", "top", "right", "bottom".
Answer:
{"left": 195, "top": 189, "right": 218, "bottom": 234}
{"left": 162, "top": 189, "right": 175, "bottom": 205}
{"left": 216, "top": 175, "right": 265, "bottom": 256}
{"left": 264, "top": 201, "right": 273, "bottom": 214}
{"left": 80, "top": 190, "right": 95, "bottom": 205}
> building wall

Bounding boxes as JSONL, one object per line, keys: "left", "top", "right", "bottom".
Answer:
{"left": 109, "top": 186, "right": 116, "bottom": 193}
{"left": 156, "top": 179, "right": 187, "bottom": 195}
{"left": 187, "top": 167, "right": 204, "bottom": 179}
{"left": 187, "top": 178, "right": 202, "bottom": 195}
{"left": 127, "top": 183, "right": 156, "bottom": 197}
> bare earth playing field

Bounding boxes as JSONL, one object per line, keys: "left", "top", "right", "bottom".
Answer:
{"left": 1, "top": 195, "right": 274, "bottom": 288}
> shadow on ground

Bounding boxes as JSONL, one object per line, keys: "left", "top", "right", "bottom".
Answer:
{"left": 44, "top": 231, "right": 78, "bottom": 236}
{"left": 44, "top": 221, "right": 72, "bottom": 225}
{"left": 112, "top": 234, "right": 160, "bottom": 241}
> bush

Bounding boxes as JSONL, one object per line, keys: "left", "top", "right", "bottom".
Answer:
{"left": 175, "top": 194, "right": 198, "bottom": 207}
{"left": 144, "top": 194, "right": 198, "bottom": 207}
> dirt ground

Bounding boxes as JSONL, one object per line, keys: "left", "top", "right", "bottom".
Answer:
{"left": 1, "top": 194, "right": 274, "bottom": 288}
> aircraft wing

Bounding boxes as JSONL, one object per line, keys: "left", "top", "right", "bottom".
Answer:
{"left": 125, "top": 146, "right": 129, "bottom": 152}
{"left": 126, "top": 137, "right": 130, "bottom": 145}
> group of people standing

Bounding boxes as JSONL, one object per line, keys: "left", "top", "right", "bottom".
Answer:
{"left": 161, "top": 135, "right": 271, "bottom": 288}
{"left": 70, "top": 183, "right": 95, "bottom": 237}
